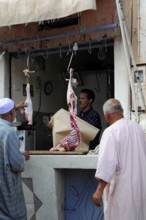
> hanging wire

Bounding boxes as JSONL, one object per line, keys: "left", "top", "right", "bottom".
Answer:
{"left": 58, "top": 44, "right": 62, "bottom": 58}
{"left": 66, "top": 32, "right": 71, "bottom": 55}
{"left": 67, "top": 53, "right": 74, "bottom": 72}
{"left": 0, "top": 51, "right": 5, "bottom": 61}
{"left": 104, "top": 37, "right": 107, "bottom": 52}
{"left": 17, "top": 49, "right": 24, "bottom": 67}
{"left": 27, "top": 54, "right": 30, "bottom": 68}
{"left": 67, "top": 42, "right": 78, "bottom": 71}
{"left": 77, "top": 12, "right": 81, "bottom": 25}
{"left": 17, "top": 49, "right": 22, "bottom": 59}
{"left": 95, "top": 73, "right": 100, "bottom": 92}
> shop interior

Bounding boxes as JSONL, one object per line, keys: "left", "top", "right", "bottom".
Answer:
{"left": 10, "top": 38, "right": 114, "bottom": 150}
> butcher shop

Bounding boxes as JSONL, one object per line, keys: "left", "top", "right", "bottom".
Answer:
{"left": 0, "top": 0, "right": 146, "bottom": 219}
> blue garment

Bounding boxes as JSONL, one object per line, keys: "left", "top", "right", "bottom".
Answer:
{"left": 0, "top": 119, "right": 27, "bottom": 220}
{"left": 78, "top": 107, "right": 102, "bottom": 149}
{"left": 79, "top": 107, "right": 101, "bottom": 129}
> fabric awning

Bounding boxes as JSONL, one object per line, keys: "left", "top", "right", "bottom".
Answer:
{"left": 0, "top": 0, "right": 96, "bottom": 27}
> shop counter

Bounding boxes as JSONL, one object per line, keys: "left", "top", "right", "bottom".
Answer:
{"left": 22, "top": 151, "right": 98, "bottom": 220}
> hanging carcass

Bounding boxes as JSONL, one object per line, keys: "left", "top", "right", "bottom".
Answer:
{"left": 24, "top": 82, "right": 33, "bottom": 125}
{"left": 23, "top": 56, "right": 35, "bottom": 125}
{"left": 50, "top": 68, "right": 81, "bottom": 151}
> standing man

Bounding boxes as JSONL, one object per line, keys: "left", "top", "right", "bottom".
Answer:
{"left": 0, "top": 98, "right": 30, "bottom": 220}
{"left": 78, "top": 88, "right": 102, "bottom": 149}
{"left": 93, "top": 98, "right": 146, "bottom": 220}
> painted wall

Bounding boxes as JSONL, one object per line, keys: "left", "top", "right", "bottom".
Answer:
{"left": 138, "top": 0, "right": 146, "bottom": 63}
{"left": 132, "top": 0, "right": 146, "bottom": 64}
{"left": 114, "top": 36, "right": 130, "bottom": 119}
{"left": 0, "top": 54, "right": 10, "bottom": 98}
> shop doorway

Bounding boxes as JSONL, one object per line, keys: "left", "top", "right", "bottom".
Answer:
{"left": 10, "top": 39, "right": 114, "bottom": 149}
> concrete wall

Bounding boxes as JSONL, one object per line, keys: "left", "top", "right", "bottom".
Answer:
{"left": 114, "top": 36, "right": 130, "bottom": 119}
{"left": 22, "top": 154, "right": 98, "bottom": 220}
{"left": 0, "top": 53, "right": 10, "bottom": 98}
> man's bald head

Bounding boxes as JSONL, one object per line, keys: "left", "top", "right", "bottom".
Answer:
{"left": 103, "top": 99, "right": 124, "bottom": 124}
{"left": 103, "top": 98, "right": 123, "bottom": 114}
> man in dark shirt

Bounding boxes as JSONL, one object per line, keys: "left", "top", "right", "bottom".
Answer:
{"left": 78, "top": 89, "right": 102, "bottom": 150}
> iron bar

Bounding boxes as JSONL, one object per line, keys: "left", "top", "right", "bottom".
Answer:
{"left": 0, "top": 23, "right": 119, "bottom": 47}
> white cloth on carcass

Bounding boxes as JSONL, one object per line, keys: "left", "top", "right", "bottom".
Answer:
{"left": 24, "top": 83, "right": 33, "bottom": 125}
{"left": 51, "top": 108, "right": 99, "bottom": 152}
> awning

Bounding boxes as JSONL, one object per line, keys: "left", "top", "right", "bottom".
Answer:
{"left": 0, "top": 0, "right": 96, "bottom": 27}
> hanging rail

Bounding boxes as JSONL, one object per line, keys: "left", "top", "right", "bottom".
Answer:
{"left": 0, "top": 23, "right": 119, "bottom": 47}
{"left": 10, "top": 38, "right": 114, "bottom": 58}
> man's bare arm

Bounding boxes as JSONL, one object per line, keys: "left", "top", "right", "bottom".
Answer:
{"left": 93, "top": 179, "right": 107, "bottom": 207}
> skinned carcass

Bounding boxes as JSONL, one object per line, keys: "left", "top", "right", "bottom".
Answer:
{"left": 23, "top": 59, "right": 34, "bottom": 125}
{"left": 24, "top": 83, "right": 33, "bottom": 125}
{"left": 50, "top": 68, "right": 81, "bottom": 151}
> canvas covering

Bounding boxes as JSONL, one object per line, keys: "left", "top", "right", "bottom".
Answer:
{"left": 51, "top": 108, "right": 99, "bottom": 152}
{"left": 0, "top": 0, "right": 96, "bottom": 27}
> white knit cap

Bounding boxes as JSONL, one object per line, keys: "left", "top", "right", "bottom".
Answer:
{"left": 0, "top": 98, "right": 14, "bottom": 114}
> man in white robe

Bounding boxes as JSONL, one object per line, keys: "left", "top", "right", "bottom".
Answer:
{"left": 0, "top": 98, "right": 30, "bottom": 220}
{"left": 93, "top": 98, "right": 146, "bottom": 220}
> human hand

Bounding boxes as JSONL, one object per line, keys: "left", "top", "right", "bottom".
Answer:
{"left": 48, "top": 120, "right": 53, "bottom": 129}
{"left": 15, "top": 101, "right": 27, "bottom": 110}
{"left": 92, "top": 189, "right": 103, "bottom": 207}
{"left": 23, "top": 151, "right": 30, "bottom": 161}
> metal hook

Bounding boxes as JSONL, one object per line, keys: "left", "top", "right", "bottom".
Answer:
{"left": 42, "top": 47, "right": 49, "bottom": 59}
{"left": 67, "top": 42, "right": 78, "bottom": 71}
{"left": 73, "top": 42, "right": 78, "bottom": 55}
{"left": 25, "top": 48, "right": 32, "bottom": 55}
{"left": 88, "top": 39, "right": 92, "bottom": 54}
{"left": 30, "top": 47, "right": 35, "bottom": 59}
{"left": 104, "top": 38, "right": 107, "bottom": 52}
{"left": 97, "top": 46, "right": 106, "bottom": 60}
{"left": 17, "top": 49, "right": 22, "bottom": 59}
